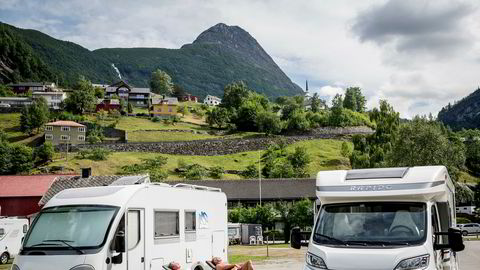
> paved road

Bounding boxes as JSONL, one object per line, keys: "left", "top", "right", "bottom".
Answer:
{"left": 459, "top": 241, "right": 480, "bottom": 270}
{"left": 256, "top": 242, "right": 480, "bottom": 270}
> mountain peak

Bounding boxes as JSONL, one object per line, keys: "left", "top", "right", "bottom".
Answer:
{"left": 192, "top": 23, "right": 256, "bottom": 47}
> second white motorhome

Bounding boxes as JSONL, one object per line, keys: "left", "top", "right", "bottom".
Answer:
{"left": 292, "top": 166, "right": 464, "bottom": 270}
{"left": 0, "top": 218, "right": 29, "bottom": 264}
{"left": 12, "top": 180, "right": 228, "bottom": 270}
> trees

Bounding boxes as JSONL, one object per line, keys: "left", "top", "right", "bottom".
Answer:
{"left": 222, "top": 81, "right": 250, "bottom": 109}
{"left": 94, "top": 86, "right": 104, "bottom": 98}
{"left": 262, "top": 142, "right": 311, "bottom": 178}
{"left": 255, "top": 111, "right": 283, "bottom": 135}
{"left": 206, "top": 107, "right": 230, "bottom": 129}
{"left": 0, "top": 85, "right": 14, "bottom": 97}
{"left": 35, "top": 142, "right": 54, "bottom": 163}
{"left": 64, "top": 77, "right": 97, "bottom": 114}
{"left": 20, "top": 97, "right": 49, "bottom": 134}
{"left": 343, "top": 87, "right": 366, "bottom": 112}
{"left": 0, "top": 138, "right": 34, "bottom": 175}
{"left": 150, "top": 69, "right": 173, "bottom": 95}
{"left": 172, "top": 84, "right": 186, "bottom": 98}
{"left": 310, "top": 93, "right": 323, "bottom": 113}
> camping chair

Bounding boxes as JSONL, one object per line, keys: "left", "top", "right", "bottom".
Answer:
{"left": 206, "top": 260, "right": 216, "bottom": 269}
{"left": 249, "top": 235, "right": 257, "bottom": 245}
{"left": 257, "top": 235, "right": 264, "bottom": 245}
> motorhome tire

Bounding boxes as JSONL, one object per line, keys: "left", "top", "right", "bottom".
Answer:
{"left": 0, "top": 252, "right": 9, "bottom": 264}
{"left": 462, "top": 231, "right": 468, "bottom": 236}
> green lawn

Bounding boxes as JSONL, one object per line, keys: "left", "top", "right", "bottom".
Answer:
{"left": 228, "top": 254, "right": 269, "bottom": 264}
{"left": 48, "top": 139, "right": 350, "bottom": 179}
{"left": 0, "top": 113, "right": 42, "bottom": 145}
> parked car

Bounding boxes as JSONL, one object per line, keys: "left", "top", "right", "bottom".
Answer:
{"left": 0, "top": 103, "right": 11, "bottom": 108}
{"left": 459, "top": 223, "right": 480, "bottom": 236}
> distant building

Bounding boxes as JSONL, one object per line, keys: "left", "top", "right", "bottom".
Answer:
{"left": 0, "top": 97, "right": 32, "bottom": 108}
{"left": 9, "top": 82, "right": 56, "bottom": 94}
{"left": 456, "top": 206, "right": 476, "bottom": 215}
{"left": 96, "top": 99, "right": 121, "bottom": 112}
{"left": 204, "top": 95, "right": 221, "bottom": 106}
{"left": 150, "top": 97, "right": 179, "bottom": 118}
{"left": 104, "top": 80, "right": 150, "bottom": 107}
{"left": 179, "top": 93, "right": 198, "bottom": 103}
{"left": 44, "top": 120, "right": 86, "bottom": 146}
{"left": 32, "top": 91, "right": 67, "bottom": 110}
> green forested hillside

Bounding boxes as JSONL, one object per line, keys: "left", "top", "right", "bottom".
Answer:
{"left": 0, "top": 23, "right": 54, "bottom": 83}
{"left": 438, "top": 88, "right": 480, "bottom": 130}
{"left": 0, "top": 22, "right": 303, "bottom": 98}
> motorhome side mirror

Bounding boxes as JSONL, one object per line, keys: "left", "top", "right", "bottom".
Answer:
{"left": 114, "top": 231, "right": 126, "bottom": 253}
{"left": 447, "top": 228, "right": 464, "bottom": 252}
{"left": 434, "top": 228, "right": 465, "bottom": 252}
{"left": 291, "top": 227, "right": 301, "bottom": 250}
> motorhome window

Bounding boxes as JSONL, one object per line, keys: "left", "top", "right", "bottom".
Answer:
{"left": 128, "top": 210, "right": 141, "bottom": 250}
{"left": 185, "top": 211, "right": 196, "bottom": 231}
{"left": 154, "top": 211, "right": 179, "bottom": 238}
{"left": 23, "top": 205, "right": 119, "bottom": 249}
{"left": 314, "top": 202, "right": 426, "bottom": 247}
{"left": 23, "top": 224, "right": 28, "bottom": 234}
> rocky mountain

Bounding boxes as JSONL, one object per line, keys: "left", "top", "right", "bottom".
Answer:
{"left": 438, "top": 87, "right": 480, "bottom": 130}
{"left": 94, "top": 23, "right": 303, "bottom": 98}
{"left": 1, "top": 22, "right": 303, "bottom": 98}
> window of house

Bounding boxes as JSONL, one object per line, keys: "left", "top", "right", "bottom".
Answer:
{"left": 60, "top": 135, "right": 70, "bottom": 141}
{"left": 78, "top": 127, "right": 85, "bottom": 132}
{"left": 185, "top": 211, "right": 196, "bottom": 232}
{"left": 46, "top": 126, "right": 53, "bottom": 131}
{"left": 61, "top": 126, "right": 70, "bottom": 132}
{"left": 128, "top": 210, "right": 141, "bottom": 250}
{"left": 154, "top": 211, "right": 179, "bottom": 238}
{"left": 45, "top": 134, "right": 53, "bottom": 140}
{"left": 78, "top": 135, "right": 85, "bottom": 141}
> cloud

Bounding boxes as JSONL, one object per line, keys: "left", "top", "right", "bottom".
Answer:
{"left": 310, "top": 85, "right": 344, "bottom": 106}
{"left": 352, "top": 0, "right": 474, "bottom": 57}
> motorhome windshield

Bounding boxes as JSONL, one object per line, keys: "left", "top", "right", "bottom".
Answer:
{"left": 23, "top": 205, "right": 119, "bottom": 250}
{"left": 314, "top": 202, "right": 426, "bottom": 247}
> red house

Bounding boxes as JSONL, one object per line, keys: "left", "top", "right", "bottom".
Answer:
{"left": 179, "top": 94, "right": 198, "bottom": 103}
{"left": 96, "top": 99, "right": 122, "bottom": 112}
{"left": 0, "top": 175, "right": 72, "bottom": 217}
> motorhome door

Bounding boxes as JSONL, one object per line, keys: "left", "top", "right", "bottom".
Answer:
{"left": 212, "top": 230, "right": 225, "bottom": 258}
{"left": 127, "top": 209, "right": 145, "bottom": 270}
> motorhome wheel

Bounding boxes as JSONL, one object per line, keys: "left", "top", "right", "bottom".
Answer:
{"left": 0, "top": 252, "right": 9, "bottom": 264}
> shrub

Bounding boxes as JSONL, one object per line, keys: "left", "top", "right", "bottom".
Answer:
{"left": 150, "top": 169, "right": 168, "bottom": 182}
{"left": 76, "top": 148, "right": 111, "bottom": 161}
{"left": 151, "top": 116, "right": 161, "bottom": 122}
{"left": 456, "top": 217, "right": 471, "bottom": 224}
{"left": 35, "top": 142, "right": 54, "bottom": 162}
{"left": 185, "top": 164, "right": 208, "bottom": 180}
{"left": 341, "top": 141, "right": 353, "bottom": 158}
{"left": 241, "top": 164, "right": 260, "bottom": 178}
{"left": 209, "top": 166, "right": 224, "bottom": 179}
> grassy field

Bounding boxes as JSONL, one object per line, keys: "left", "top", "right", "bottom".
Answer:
{"left": 0, "top": 113, "right": 42, "bottom": 145}
{"left": 48, "top": 139, "right": 350, "bottom": 179}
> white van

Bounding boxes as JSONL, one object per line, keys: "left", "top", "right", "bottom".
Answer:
{"left": 0, "top": 218, "right": 29, "bottom": 264}
{"left": 292, "top": 166, "right": 464, "bottom": 270}
{"left": 12, "top": 182, "right": 228, "bottom": 270}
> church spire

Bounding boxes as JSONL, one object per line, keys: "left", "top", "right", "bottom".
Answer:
{"left": 305, "top": 80, "right": 309, "bottom": 92}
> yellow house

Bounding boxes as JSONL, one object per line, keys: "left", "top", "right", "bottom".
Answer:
{"left": 149, "top": 97, "right": 179, "bottom": 118}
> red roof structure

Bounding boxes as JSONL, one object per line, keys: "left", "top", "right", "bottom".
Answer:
{"left": 45, "top": 121, "right": 85, "bottom": 127}
{"left": 0, "top": 175, "right": 75, "bottom": 217}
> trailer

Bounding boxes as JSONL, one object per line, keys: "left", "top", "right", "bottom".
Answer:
{"left": 227, "top": 223, "right": 263, "bottom": 245}
{"left": 292, "top": 166, "right": 465, "bottom": 270}
{"left": 0, "top": 217, "right": 29, "bottom": 264}
{"left": 13, "top": 180, "right": 228, "bottom": 270}
{"left": 227, "top": 223, "right": 241, "bottom": 245}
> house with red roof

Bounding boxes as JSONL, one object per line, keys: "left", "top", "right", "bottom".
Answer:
{"left": 44, "top": 120, "right": 86, "bottom": 146}
{"left": 0, "top": 175, "right": 72, "bottom": 217}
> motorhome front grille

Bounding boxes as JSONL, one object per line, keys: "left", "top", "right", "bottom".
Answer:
{"left": 346, "top": 167, "right": 409, "bottom": 180}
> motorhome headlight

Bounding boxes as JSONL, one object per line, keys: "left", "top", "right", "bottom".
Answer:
{"left": 306, "top": 252, "right": 328, "bottom": 269}
{"left": 69, "top": 265, "right": 95, "bottom": 270}
{"left": 394, "top": 255, "right": 429, "bottom": 270}
{"left": 11, "top": 264, "right": 20, "bottom": 270}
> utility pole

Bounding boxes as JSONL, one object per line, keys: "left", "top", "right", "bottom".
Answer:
{"left": 259, "top": 150, "right": 262, "bottom": 206}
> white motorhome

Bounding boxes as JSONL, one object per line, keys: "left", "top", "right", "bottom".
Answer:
{"left": 12, "top": 182, "right": 228, "bottom": 270}
{"left": 292, "top": 166, "right": 464, "bottom": 270}
{"left": 0, "top": 218, "right": 29, "bottom": 264}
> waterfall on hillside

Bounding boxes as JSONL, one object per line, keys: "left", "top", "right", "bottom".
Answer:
{"left": 111, "top": 63, "right": 122, "bottom": 79}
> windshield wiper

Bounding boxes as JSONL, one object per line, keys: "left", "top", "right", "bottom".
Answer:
{"left": 345, "top": 240, "right": 411, "bottom": 247}
{"left": 314, "top": 233, "right": 347, "bottom": 245}
{"left": 43, "top": 239, "right": 85, "bottom": 254}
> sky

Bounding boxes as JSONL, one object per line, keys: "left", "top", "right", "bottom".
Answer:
{"left": 1, "top": 0, "right": 480, "bottom": 118}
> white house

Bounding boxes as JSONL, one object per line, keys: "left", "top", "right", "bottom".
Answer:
{"left": 456, "top": 206, "right": 476, "bottom": 215}
{"left": 32, "top": 91, "right": 67, "bottom": 110}
{"left": 204, "top": 95, "right": 221, "bottom": 106}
